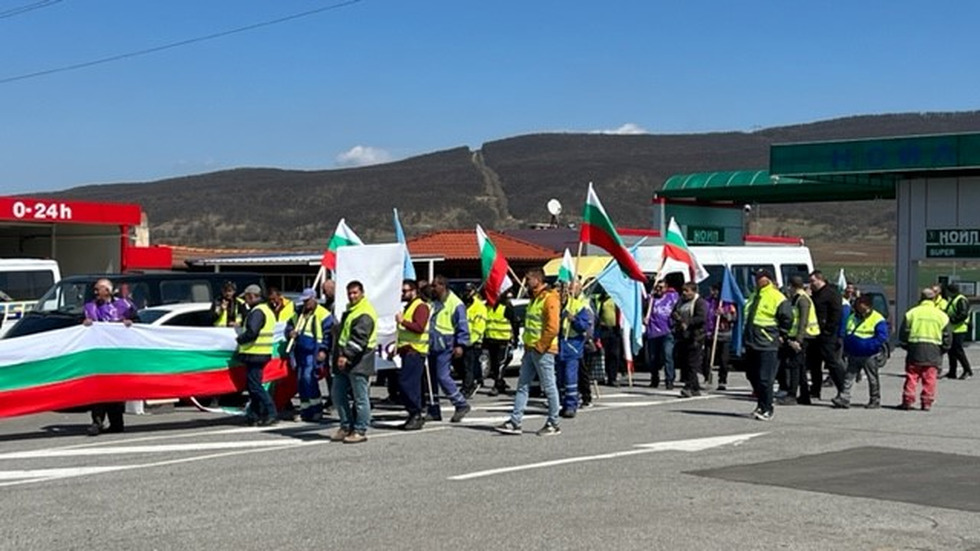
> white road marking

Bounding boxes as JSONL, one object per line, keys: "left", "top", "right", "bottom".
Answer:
{"left": 447, "top": 432, "right": 766, "bottom": 481}
{"left": 0, "top": 427, "right": 449, "bottom": 488}
{"left": 0, "top": 440, "right": 305, "bottom": 460}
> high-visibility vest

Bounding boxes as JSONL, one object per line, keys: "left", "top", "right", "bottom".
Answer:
{"left": 946, "top": 294, "right": 970, "bottom": 334}
{"left": 292, "top": 305, "right": 330, "bottom": 342}
{"left": 433, "top": 291, "right": 464, "bottom": 337}
{"left": 397, "top": 298, "right": 429, "bottom": 354}
{"left": 934, "top": 296, "right": 949, "bottom": 312}
{"left": 338, "top": 298, "right": 378, "bottom": 353}
{"left": 523, "top": 288, "right": 558, "bottom": 349}
{"left": 467, "top": 297, "right": 487, "bottom": 345}
{"left": 905, "top": 300, "right": 949, "bottom": 346}
{"left": 238, "top": 303, "right": 277, "bottom": 356}
{"left": 598, "top": 297, "right": 617, "bottom": 328}
{"left": 746, "top": 284, "right": 787, "bottom": 342}
{"left": 272, "top": 298, "right": 295, "bottom": 322}
{"left": 789, "top": 290, "right": 820, "bottom": 338}
{"left": 214, "top": 296, "right": 246, "bottom": 327}
{"left": 846, "top": 310, "right": 885, "bottom": 339}
{"left": 485, "top": 303, "right": 512, "bottom": 341}
{"left": 562, "top": 296, "right": 592, "bottom": 337}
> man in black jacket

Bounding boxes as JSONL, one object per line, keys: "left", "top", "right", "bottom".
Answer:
{"left": 672, "top": 282, "right": 707, "bottom": 398}
{"left": 944, "top": 282, "right": 973, "bottom": 380}
{"left": 806, "top": 271, "right": 845, "bottom": 400}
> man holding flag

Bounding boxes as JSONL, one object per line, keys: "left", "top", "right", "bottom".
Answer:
{"left": 556, "top": 279, "right": 593, "bottom": 418}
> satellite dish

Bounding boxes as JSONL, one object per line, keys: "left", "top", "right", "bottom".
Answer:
{"left": 547, "top": 199, "right": 562, "bottom": 216}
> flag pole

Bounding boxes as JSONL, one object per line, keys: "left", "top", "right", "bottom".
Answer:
{"left": 507, "top": 266, "right": 526, "bottom": 298}
{"left": 708, "top": 308, "right": 721, "bottom": 387}
{"left": 312, "top": 265, "right": 326, "bottom": 296}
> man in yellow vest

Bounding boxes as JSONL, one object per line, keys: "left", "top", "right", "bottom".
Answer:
{"left": 834, "top": 295, "right": 890, "bottom": 409}
{"left": 267, "top": 286, "right": 296, "bottom": 322}
{"left": 426, "top": 276, "right": 472, "bottom": 423}
{"left": 460, "top": 283, "right": 488, "bottom": 398}
{"left": 396, "top": 279, "right": 430, "bottom": 431}
{"left": 286, "top": 288, "right": 333, "bottom": 422}
{"left": 496, "top": 268, "right": 562, "bottom": 436}
{"left": 943, "top": 282, "right": 973, "bottom": 380}
{"left": 557, "top": 280, "right": 594, "bottom": 418}
{"left": 484, "top": 290, "right": 518, "bottom": 396}
{"left": 210, "top": 280, "right": 247, "bottom": 327}
{"left": 899, "top": 288, "right": 952, "bottom": 411}
{"left": 330, "top": 280, "right": 377, "bottom": 444}
{"left": 236, "top": 284, "right": 279, "bottom": 427}
{"left": 743, "top": 269, "right": 793, "bottom": 421}
{"left": 778, "top": 276, "right": 819, "bottom": 406}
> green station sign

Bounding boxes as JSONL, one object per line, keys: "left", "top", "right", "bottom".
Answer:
{"left": 687, "top": 225, "right": 725, "bottom": 245}
{"left": 926, "top": 228, "right": 980, "bottom": 258}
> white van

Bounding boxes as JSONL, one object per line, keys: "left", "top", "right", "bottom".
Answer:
{"left": 0, "top": 259, "right": 61, "bottom": 337}
{"left": 636, "top": 245, "right": 814, "bottom": 295}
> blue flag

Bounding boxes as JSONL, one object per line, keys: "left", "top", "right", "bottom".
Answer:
{"left": 720, "top": 265, "right": 745, "bottom": 356}
{"left": 393, "top": 208, "right": 417, "bottom": 280}
{"left": 596, "top": 240, "right": 646, "bottom": 355}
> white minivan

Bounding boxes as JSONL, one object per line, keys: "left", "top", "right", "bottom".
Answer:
{"left": 636, "top": 245, "right": 815, "bottom": 295}
{"left": 0, "top": 259, "right": 61, "bottom": 338}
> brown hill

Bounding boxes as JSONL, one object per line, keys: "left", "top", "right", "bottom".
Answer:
{"left": 51, "top": 111, "right": 980, "bottom": 248}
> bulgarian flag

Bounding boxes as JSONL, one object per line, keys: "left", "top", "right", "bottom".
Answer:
{"left": 658, "top": 217, "right": 709, "bottom": 282}
{"left": 580, "top": 182, "right": 646, "bottom": 282}
{"left": 558, "top": 248, "right": 575, "bottom": 283}
{"left": 320, "top": 218, "right": 363, "bottom": 270}
{"left": 0, "top": 324, "right": 288, "bottom": 418}
{"left": 476, "top": 224, "right": 513, "bottom": 306}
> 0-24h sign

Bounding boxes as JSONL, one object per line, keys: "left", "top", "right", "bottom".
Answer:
{"left": 926, "top": 228, "right": 980, "bottom": 258}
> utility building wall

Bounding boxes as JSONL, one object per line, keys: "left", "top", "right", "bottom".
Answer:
{"left": 896, "top": 176, "right": 980, "bottom": 319}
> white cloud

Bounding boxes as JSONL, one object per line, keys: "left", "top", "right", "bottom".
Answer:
{"left": 335, "top": 145, "right": 393, "bottom": 167}
{"left": 593, "top": 123, "right": 649, "bottom": 135}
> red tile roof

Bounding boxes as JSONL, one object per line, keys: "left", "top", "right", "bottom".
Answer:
{"left": 407, "top": 230, "right": 557, "bottom": 261}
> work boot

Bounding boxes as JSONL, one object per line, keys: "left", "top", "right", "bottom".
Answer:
{"left": 865, "top": 400, "right": 881, "bottom": 409}
{"left": 487, "top": 386, "right": 500, "bottom": 397}
{"left": 402, "top": 415, "right": 425, "bottom": 431}
{"left": 559, "top": 408, "right": 576, "bottom": 419}
{"left": 330, "top": 427, "right": 352, "bottom": 442}
{"left": 86, "top": 423, "right": 102, "bottom": 437}
{"left": 959, "top": 371, "right": 974, "bottom": 380}
{"left": 450, "top": 404, "right": 471, "bottom": 423}
{"left": 343, "top": 432, "right": 367, "bottom": 444}
{"left": 830, "top": 397, "right": 850, "bottom": 409}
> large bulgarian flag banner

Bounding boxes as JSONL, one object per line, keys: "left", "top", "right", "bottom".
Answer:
{"left": 476, "top": 224, "right": 513, "bottom": 306}
{"left": 580, "top": 182, "right": 646, "bottom": 282}
{"left": 321, "top": 218, "right": 364, "bottom": 271}
{"left": 0, "top": 324, "right": 288, "bottom": 418}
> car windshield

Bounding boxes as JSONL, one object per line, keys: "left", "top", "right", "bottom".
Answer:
{"left": 135, "top": 308, "right": 168, "bottom": 324}
{"left": 32, "top": 278, "right": 150, "bottom": 314}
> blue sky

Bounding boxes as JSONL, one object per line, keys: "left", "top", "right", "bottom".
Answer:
{"left": 1, "top": 0, "right": 978, "bottom": 193}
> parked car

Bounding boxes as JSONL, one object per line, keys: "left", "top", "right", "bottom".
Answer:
{"left": 3, "top": 272, "right": 263, "bottom": 339}
{"left": 136, "top": 302, "right": 215, "bottom": 327}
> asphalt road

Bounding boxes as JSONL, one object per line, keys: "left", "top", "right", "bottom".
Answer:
{"left": 2, "top": 349, "right": 980, "bottom": 551}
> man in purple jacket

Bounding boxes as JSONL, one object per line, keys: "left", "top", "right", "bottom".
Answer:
{"left": 645, "top": 281, "right": 679, "bottom": 389}
{"left": 83, "top": 278, "right": 137, "bottom": 436}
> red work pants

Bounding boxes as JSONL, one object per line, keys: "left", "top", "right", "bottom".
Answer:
{"left": 903, "top": 364, "right": 937, "bottom": 408}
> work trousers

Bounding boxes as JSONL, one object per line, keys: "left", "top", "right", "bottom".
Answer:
{"left": 903, "top": 364, "right": 938, "bottom": 409}
{"left": 91, "top": 402, "right": 125, "bottom": 430}
{"left": 332, "top": 371, "right": 371, "bottom": 434}
{"left": 839, "top": 354, "right": 881, "bottom": 405}
{"left": 509, "top": 350, "right": 560, "bottom": 426}
{"left": 714, "top": 338, "right": 732, "bottom": 385}
{"left": 578, "top": 353, "right": 594, "bottom": 405}
{"left": 398, "top": 350, "right": 425, "bottom": 418}
{"left": 947, "top": 333, "right": 973, "bottom": 378}
{"left": 460, "top": 345, "right": 483, "bottom": 396}
{"left": 245, "top": 359, "right": 277, "bottom": 422}
{"left": 556, "top": 355, "right": 581, "bottom": 412}
{"left": 601, "top": 328, "right": 624, "bottom": 384}
{"left": 293, "top": 350, "right": 322, "bottom": 419}
{"left": 780, "top": 341, "right": 808, "bottom": 401}
{"left": 645, "top": 334, "right": 675, "bottom": 386}
{"left": 675, "top": 339, "right": 703, "bottom": 392}
{"left": 484, "top": 339, "right": 511, "bottom": 390}
{"left": 806, "top": 337, "right": 845, "bottom": 399}
{"left": 746, "top": 348, "right": 778, "bottom": 415}
{"left": 427, "top": 349, "right": 468, "bottom": 419}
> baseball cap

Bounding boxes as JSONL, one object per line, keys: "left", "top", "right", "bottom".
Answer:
{"left": 299, "top": 287, "right": 317, "bottom": 302}
{"left": 243, "top": 284, "right": 262, "bottom": 295}
{"left": 754, "top": 268, "right": 775, "bottom": 280}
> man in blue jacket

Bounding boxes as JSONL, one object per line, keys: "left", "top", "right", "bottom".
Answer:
{"left": 426, "top": 276, "right": 472, "bottom": 423}
{"left": 286, "top": 288, "right": 333, "bottom": 422}
{"left": 557, "top": 280, "right": 594, "bottom": 418}
{"left": 833, "top": 295, "right": 889, "bottom": 409}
